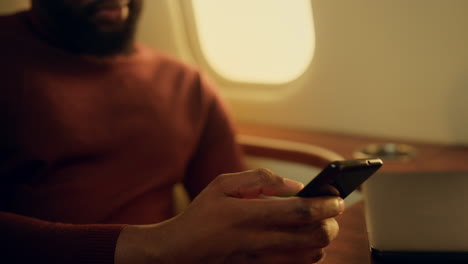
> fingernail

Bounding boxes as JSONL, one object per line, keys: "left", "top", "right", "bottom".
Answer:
{"left": 284, "top": 178, "right": 304, "bottom": 190}
{"left": 338, "top": 198, "right": 345, "bottom": 214}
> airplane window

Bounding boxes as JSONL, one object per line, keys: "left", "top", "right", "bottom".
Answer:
{"left": 0, "top": 0, "right": 30, "bottom": 14}
{"left": 190, "top": 0, "right": 315, "bottom": 84}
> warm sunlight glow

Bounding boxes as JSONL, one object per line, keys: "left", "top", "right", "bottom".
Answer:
{"left": 191, "top": 0, "right": 315, "bottom": 84}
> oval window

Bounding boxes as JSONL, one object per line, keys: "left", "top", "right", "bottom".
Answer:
{"left": 191, "top": 0, "right": 315, "bottom": 84}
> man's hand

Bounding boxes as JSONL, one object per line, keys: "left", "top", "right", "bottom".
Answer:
{"left": 115, "top": 169, "right": 344, "bottom": 264}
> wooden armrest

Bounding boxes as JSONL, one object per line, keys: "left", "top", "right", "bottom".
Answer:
{"left": 237, "top": 134, "right": 344, "bottom": 169}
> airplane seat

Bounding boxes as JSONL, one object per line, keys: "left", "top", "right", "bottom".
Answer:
{"left": 173, "top": 134, "right": 345, "bottom": 214}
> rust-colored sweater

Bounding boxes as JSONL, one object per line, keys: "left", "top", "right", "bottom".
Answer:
{"left": 0, "top": 11, "right": 245, "bottom": 263}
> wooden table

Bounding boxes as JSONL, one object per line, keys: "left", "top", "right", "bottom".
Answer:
{"left": 237, "top": 123, "right": 468, "bottom": 264}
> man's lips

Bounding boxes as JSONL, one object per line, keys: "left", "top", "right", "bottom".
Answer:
{"left": 94, "top": 0, "right": 131, "bottom": 9}
{"left": 94, "top": 6, "right": 129, "bottom": 23}
{"left": 92, "top": 1, "right": 131, "bottom": 23}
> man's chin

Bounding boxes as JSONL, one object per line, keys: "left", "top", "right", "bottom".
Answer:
{"left": 93, "top": 22, "right": 128, "bottom": 34}
{"left": 77, "top": 10, "right": 138, "bottom": 56}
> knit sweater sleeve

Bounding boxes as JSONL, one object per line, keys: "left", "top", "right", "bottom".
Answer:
{"left": 183, "top": 73, "right": 247, "bottom": 199}
{"left": 0, "top": 211, "right": 125, "bottom": 263}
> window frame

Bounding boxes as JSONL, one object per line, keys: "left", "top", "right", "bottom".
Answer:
{"left": 178, "top": 0, "right": 317, "bottom": 100}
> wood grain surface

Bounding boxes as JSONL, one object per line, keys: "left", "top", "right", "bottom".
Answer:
{"left": 237, "top": 123, "right": 468, "bottom": 263}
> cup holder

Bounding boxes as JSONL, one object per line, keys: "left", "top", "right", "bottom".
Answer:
{"left": 353, "top": 143, "right": 416, "bottom": 161}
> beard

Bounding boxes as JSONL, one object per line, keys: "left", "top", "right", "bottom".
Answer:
{"left": 31, "top": 0, "right": 143, "bottom": 56}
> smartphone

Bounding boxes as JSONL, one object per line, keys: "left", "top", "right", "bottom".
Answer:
{"left": 296, "top": 158, "right": 383, "bottom": 199}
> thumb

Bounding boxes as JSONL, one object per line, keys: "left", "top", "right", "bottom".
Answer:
{"left": 214, "top": 169, "right": 304, "bottom": 199}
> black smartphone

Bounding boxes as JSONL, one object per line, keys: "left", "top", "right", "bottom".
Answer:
{"left": 296, "top": 158, "right": 383, "bottom": 199}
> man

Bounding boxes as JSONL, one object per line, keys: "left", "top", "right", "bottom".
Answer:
{"left": 0, "top": 0, "right": 343, "bottom": 263}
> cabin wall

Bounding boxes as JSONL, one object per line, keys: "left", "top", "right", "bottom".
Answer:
{"left": 2, "top": 0, "right": 467, "bottom": 145}
{"left": 137, "top": 0, "right": 468, "bottom": 145}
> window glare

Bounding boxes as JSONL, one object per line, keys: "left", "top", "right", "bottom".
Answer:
{"left": 191, "top": 0, "right": 315, "bottom": 84}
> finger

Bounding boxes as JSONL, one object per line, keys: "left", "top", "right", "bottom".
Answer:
{"left": 229, "top": 247, "right": 325, "bottom": 264}
{"left": 297, "top": 218, "right": 340, "bottom": 244}
{"left": 214, "top": 168, "right": 304, "bottom": 198}
{"left": 246, "top": 218, "right": 339, "bottom": 251}
{"left": 260, "top": 249, "right": 324, "bottom": 264}
{"left": 263, "top": 249, "right": 325, "bottom": 264}
{"left": 235, "top": 196, "right": 344, "bottom": 226}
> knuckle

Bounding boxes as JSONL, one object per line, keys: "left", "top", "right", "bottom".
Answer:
{"left": 254, "top": 168, "right": 280, "bottom": 184}
{"left": 211, "top": 173, "right": 238, "bottom": 194}
{"left": 282, "top": 235, "right": 306, "bottom": 250}
{"left": 213, "top": 172, "right": 230, "bottom": 183}
{"left": 295, "top": 206, "right": 313, "bottom": 220}
{"left": 292, "top": 249, "right": 325, "bottom": 264}
{"left": 294, "top": 202, "right": 320, "bottom": 221}
{"left": 315, "top": 220, "right": 335, "bottom": 247}
{"left": 310, "top": 249, "right": 325, "bottom": 263}
{"left": 316, "top": 231, "right": 331, "bottom": 248}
